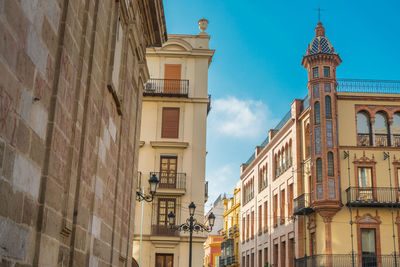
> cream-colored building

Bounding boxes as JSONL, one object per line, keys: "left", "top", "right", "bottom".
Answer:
{"left": 132, "top": 19, "right": 214, "bottom": 267}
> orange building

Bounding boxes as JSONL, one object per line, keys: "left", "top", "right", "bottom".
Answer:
{"left": 205, "top": 235, "right": 224, "bottom": 267}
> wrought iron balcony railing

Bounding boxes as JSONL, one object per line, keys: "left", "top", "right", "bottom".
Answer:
{"left": 394, "top": 134, "right": 400, "bottom": 147}
{"left": 295, "top": 254, "right": 400, "bottom": 267}
{"left": 293, "top": 193, "right": 314, "bottom": 215}
{"left": 357, "top": 133, "right": 371, "bottom": 146}
{"left": 346, "top": 187, "right": 400, "bottom": 207}
{"left": 144, "top": 78, "right": 189, "bottom": 97}
{"left": 275, "top": 158, "right": 293, "bottom": 178}
{"left": 151, "top": 224, "right": 179, "bottom": 237}
{"left": 150, "top": 172, "right": 186, "bottom": 190}
{"left": 375, "top": 133, "right": 389, "bottom": 147}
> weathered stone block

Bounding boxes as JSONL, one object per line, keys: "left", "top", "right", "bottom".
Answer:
{"left": 0, "top": 139, "right": 4, "bottom": 169}
{"left": 15, "top": 119, "right": 31, "bottom": 155}
{"left": 0, "top": 218, "right": 29, "bottom": 260}
{"left": 22, "top": 195, "right": 37, "bottom": 227}
{"left": 4, "top": 0, "right": 29, "bottom": 46}
{"left": 2, "top": 144, "right": 15, "bottom": 181}
{"left": 26, "top": 26, "right": 48, "bottom": 75}
{"left": 0, "top": 23, "right": 17, "bottom": 71}
{"left": 38, "top": 235, "right": 58, "bottom": 266}
{"left": 16, "top": 49, "right": 35, "bottom": 91}
{"left": 29, "top": 131, "right": 44, "bottom": 167}
{"left": 13, "top": 154, "right": 41, "bottom": 200}
{"left": 0, "top": 179, "right": 23, "bottom": 222}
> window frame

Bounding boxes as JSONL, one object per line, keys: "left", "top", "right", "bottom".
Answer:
{"left": 314, "top": 101, "right": 321, "bottom": 124}
{"left": 161, "top": 107, "right": 180, "bottom": 138}
{"left": 324, "top": 66, "right": 330, "bottom": 77}
{"left": 313, "top": 67, "right": 319, "bottom": 78}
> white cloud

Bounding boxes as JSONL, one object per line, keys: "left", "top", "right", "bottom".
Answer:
{"left": 209, "top": 96, "right": 271, "bottom": 138}
{"left": 205, "top": 164, "right": 237, "bottom": 210}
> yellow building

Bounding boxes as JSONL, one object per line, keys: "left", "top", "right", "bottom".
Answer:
{"left": 220, "top": 183, "right": 241, "bottom": 266}
{"left": 293, "top": 22, "right": 400, "bottom": 266}
{"left": 132, "top": 19, "right": 214, "bottom": 267}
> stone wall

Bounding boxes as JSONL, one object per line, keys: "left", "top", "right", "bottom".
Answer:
{"left": 0, "top": 0, "right": 166, "bottom": 266}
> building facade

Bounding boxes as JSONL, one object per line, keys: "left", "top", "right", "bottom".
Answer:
{"left": 294, "top": 22, "right": 400, "bottom": 266}
{"left": 204, "top": 235, "right": 224, "bottom": 267}
{"left": 0, "top": 0, "right": 166, "bottom": 266}
{"left": 240, "top": 100, "right": 300, "bottom": 267}
{"left": 220, "top": 182, "right": 241, "bottom": 267}
{"left": 132, "top": 20, "right": 214, "bottom": 267}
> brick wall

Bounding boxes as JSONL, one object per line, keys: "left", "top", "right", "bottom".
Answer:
{"left": 0, "top": 0, "right": 166, "bottom": 266}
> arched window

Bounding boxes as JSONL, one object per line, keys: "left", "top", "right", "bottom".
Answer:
{"left": 393, "top": 112, "right": 400, "bottom": 147}
{"left": 357, "top": 111, "right": 372, "bottom": 146}
{"left": 316, "top": 158, "right": 323, "bottom": 182}
{"left": 374, "top": 111, "right": 390, "bottom": 146}
{"left": 325, "top": 96, "right": 332, "bottom": 118}
{"left": 314, "top": 102, "right": 320, "bottom": 124}
{"left": 327, "top": 152, "right": 334, "bottom": 176}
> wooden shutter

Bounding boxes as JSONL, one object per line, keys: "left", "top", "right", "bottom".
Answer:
{"left": 164, "top": 64, "right": 181, "bottom": 93}
{"left": 162, "top": 108, "right": 179, "bottom": 138}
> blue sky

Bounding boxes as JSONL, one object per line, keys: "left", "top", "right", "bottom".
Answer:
{"left": 164, "top": 0, "right": 400, "bottom": 211}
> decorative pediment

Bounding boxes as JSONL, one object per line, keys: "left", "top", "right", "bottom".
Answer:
{"left": 393, "top": 155, "right": 400, "bottom": 166}
{"left": 355, "top": 210, "right": 381, "bottom": 225}
{"left": 353, "top": 151, "right": 376, "bottom": 165}
{"left": 307, "top": 217, "right": 316, "bottom": 230}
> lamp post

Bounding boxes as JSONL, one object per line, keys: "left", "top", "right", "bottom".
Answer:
{"left": 136, "top": 173, "right": 159, "bottom": 267}
{"left": 167, "top": 202, "right": 216, "bottom": 267}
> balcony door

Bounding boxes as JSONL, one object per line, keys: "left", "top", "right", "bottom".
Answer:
{"left": 358, "top": 167, "right": 374, "bottom": 201}
{"left": 157, "top": 198, "right": 176, "bottom": 235}
{"left": 160, "top": 156, "right": 177, "bottom": 188}
{"left": 361, "top": 228, "right": 377, "bottom": 266}
{"left": 164, "top": 64, "right": 181, "bottom": 94}
{"left": 155, "top": 253, "right": 173, "bottom": 267}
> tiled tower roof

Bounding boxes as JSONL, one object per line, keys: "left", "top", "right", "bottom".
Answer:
{"left": 306, "top": 22, "right": 337, "bottom": 56}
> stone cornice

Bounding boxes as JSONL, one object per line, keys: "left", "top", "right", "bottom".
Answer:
{"left": 150, "top": 141, "right": 189, "bottom": 149}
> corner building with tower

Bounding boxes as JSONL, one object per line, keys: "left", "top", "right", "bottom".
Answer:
{"left": 239, "top": 22, "right": 400, "bottom": 267}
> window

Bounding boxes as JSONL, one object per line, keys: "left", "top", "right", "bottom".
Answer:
{"left": 258, "top": 206, "right": 262, "bottom": 234}
{"left": 374, "top": 111, "right": 390, "bottom": 146}
{"left": 316, "top": 158, "right": 323, "bottom": 182}
{"left": 313, "top": 84, "right": 319, "bottom": 98}
{"left": 264, "top": 248, "right": 268, "bottom": 266}
{"left": 280, "top": 189, "right": 285, "bottom": 224}
{"left": 242, "top": 217, "right": 245, "bottom": 241}
{"left": 325, "top": 96, "right": 332, "bottom": 118}
{"left": 251, "top": 211, "right": 254, "bottom": 238}
{"left": 314, "top": 101, "right": 320, "bottom": 124}
{"left": 264, "top": 201, "right": 268, "bottom": 232}
{"left": 164, "top": 64, "right": 181, "bottom": 93}
{"left": 157, "top": 198, "right": 176, "bottom": 230}
{"left": 327, "top": 152, "right": 334, "bottom": 176}
{"left": 361, "top": 228, "right": 377, "bottom": 265}
{"left": 246, "top": 214, "right": 249, "bottom": 240}
{"left": 108, "top": 16, "right": 124, "bottom": 95}
{"left": 156, "top": 253, "right": 174, "bottom": 267}
{"left": 288, "top": 184, "right": 293, "bottom": 217}
{"left": 162, "top": 108, "right": 179, "bottom": 138}
{"left": 273, "top": 195, "right": 278, "bottom": 227}
{"left": 357, "top": 111, "right": 372, "bottom": 146}
{"left": 324, "top": 83, "right": 331, "bottom": 92}
{"left": 310, "top": 232, "right": 316, "bottom": 256}
{"left": 324, "top": 66, "right": 330, "bottom": 77}
{"left": 358, "top": 167, "right": 373, "bottom": 187}
{"left": 160, "top": 156, "right": 177, "bottom": 188}
{"left": 258, "top": 250, "right": 263, "bottom": 267}
{"left": 280, "top": 241, "right": 286, "bottom": 267}
{"left": 313, "top": 67, "right": 319, "bottom": 78}
{"left": 393, "top": 112, "right": 400, "bottom": 147}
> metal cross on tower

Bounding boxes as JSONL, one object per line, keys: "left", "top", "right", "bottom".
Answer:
{"left": 314, "top": 7, "right": 325, "bottom": 22}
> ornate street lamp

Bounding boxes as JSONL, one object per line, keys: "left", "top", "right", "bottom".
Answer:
{"left": 136, "top": 173, "right": 159, "bottom": 202}
{"left": 168, "top": 202, "right": 216, "bottom": 267}
{"left": 136, "top": 173, "right": 159, "bottom": 267}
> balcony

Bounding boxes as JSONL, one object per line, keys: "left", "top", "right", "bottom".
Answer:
{"left": 275, "top": 158, "right": 293, "bottom": 178}
{"left": 143, "top": 78, "right": 189, "bottom": 97}
{"left": 357, "top": 133, "right": 371, "bottom": 146}
{"left": 394, "top": 134, "right": 400, "bottom": 147}
{"left": 151, "top": 224, "right": 179, "bottom": 237}
{"left": 375, "top": 134, "right": 389, "bottom": 146}
{"left": 293, "top": 193, "right": 314, "bottom": 215}
{"left": 346, "top": 187, "right": 400, "bottom": 207}
{"left": 295, "top": 254, "right": 400, "bottom": 267}
{"left": 151, "top": 172, "right": 186, "bottom": 192}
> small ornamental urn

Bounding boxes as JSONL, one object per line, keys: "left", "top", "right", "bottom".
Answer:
{"left": 198, "top": 18, "right": 209, "bottom": 33}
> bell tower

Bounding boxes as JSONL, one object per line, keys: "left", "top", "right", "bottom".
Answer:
{"left": 301, "top": 22, "right": 342, "bottom": 255}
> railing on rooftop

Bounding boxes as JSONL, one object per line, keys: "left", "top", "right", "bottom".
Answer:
{"left": 295, "top": 254, "right": 400, "bottom": 267}
{"left": 273, "top": 110, "right": 292, "bottom": 131}
{"left": 337, "top": 78, "right": 400, "bottom": 94}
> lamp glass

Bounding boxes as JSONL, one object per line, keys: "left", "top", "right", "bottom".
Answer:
{"left": 188, "top": 202, "right": 196, "bottom": 217}
{"left": 149, "top": 174, "right": 159, "bottom": 195}
{"left": 168, "top": 211, "right": 175, "bottom": 226}
{"left": 208, "top": 212, "right": 216, "bottom": 227}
